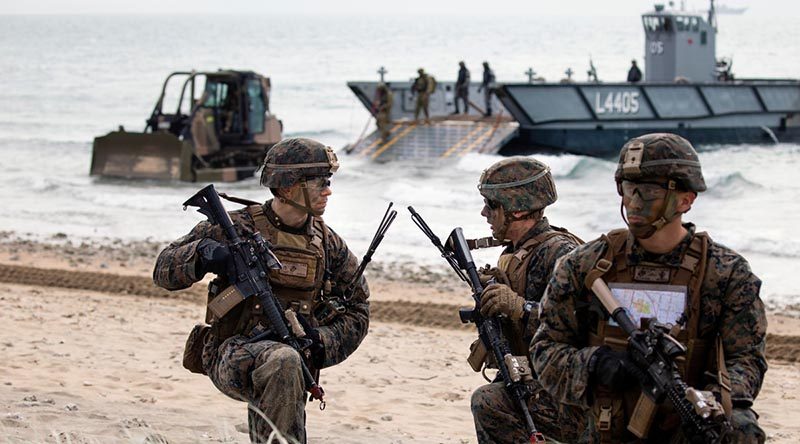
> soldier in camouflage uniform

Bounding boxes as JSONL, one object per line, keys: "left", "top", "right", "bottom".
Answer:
{"left": 153, "top": 138, "right": 369, "bottom": 443}
{"left": 468, "top": 157, "right": 588, "bottom": 443}
{"left": 412, "top": 68, "right": 433, "bottom": 124}
{"left": 374, "top": 82, "right": 393, "bottom": 142}
{"left": 532, "top": 133, "right": 767, "bottom": 443}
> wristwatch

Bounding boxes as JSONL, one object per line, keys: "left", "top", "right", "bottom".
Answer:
{"left": 521, "top": 300, "right": 538, "bottom": 324}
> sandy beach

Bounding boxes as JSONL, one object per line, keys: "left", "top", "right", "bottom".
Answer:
{"left": 1, "top": 235, "right": 798, "bottom": 443}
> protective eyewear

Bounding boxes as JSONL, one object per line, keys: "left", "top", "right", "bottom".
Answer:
{"left": 483, "top": 198, "right": 501, "bottom": 211}
{"left": 620, "top": 180, "right": 669, "bottom": 202}
{"left": 304, "top": 176, "right": 331, "bottom": 190}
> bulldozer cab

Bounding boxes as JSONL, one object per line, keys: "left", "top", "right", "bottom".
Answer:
{"left": 91, "top": 69, "right": 282, "bottom": 182}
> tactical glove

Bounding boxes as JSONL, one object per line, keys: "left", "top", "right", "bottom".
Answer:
{"left": 478, "top": 265, "right": 511, "bottom": 287}
{"left": 589, "top": 346, "right": 645, "bottom": 392}
{"left": 479, "top": 283, "right": 525, "bottom": 321}
{"left": 298, "top": 314, "right": 325, "bottom": 369}
{"left": 196, "top": 238, "right": 231, "bottom": 276}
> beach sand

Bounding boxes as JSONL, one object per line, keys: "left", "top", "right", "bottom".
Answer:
{"left": 0, "top": 235, "right": 798, "bottom": 443}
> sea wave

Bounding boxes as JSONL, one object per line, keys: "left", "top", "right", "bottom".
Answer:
{"left": 556, "top": 156, "right": 615, "bottom": 180}
{"left": 705, "top": 172, "right": 763, "bottom": 197}
{"left": 284, "top": 128, "right": 349, "bottom": 139}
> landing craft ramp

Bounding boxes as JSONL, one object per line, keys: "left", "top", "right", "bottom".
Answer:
{"left": 346, "top": 118, "right": 518, "bottom": 161}
{"left": 347, "top": 81, "right": 517, "bottom": 160}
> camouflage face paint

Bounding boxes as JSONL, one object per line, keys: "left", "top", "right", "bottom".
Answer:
{"left": 622, "top": 189, "right": 666, "bottom": 239}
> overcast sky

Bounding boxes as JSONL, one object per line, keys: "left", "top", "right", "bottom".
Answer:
{"left": 2, "top": 0, "right": 796, "bottom": 17}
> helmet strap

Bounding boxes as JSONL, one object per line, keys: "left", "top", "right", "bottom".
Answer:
{"left": 278, "top": 179, "right": 323, "bottom": 217}
{"left": 622, "top": 180, "right": 681, "bottom": 239}
{"left": 495, "top": 208, "right": 542, "bottom": 241}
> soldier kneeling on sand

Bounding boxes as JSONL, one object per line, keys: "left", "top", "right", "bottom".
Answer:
{"left": 532, "top": 133, "right": 767, "bottom": 443}
{"left": 469, "top": 157, "right": 590, "bottom": 443}
{"left": 153, "top": 138, "right": 370, "bottom": 443}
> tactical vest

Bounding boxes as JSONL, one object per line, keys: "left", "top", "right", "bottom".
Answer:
{"left": 497, "top": 226, "right": 583, "bottom": 355}
{"left": 206, "top": 202, "right": 329, "bottom": 342}
{"left": 585, "top": 228, "right": 731, "bottom": 442}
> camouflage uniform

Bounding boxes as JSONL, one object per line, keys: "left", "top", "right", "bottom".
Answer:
{"left": 374, "top": 82, "right": 393, "bottom": 141}
{"left": 469, "top": 158, "right": 589, "bottom": 444}
{"left": 531, "top": 134, "right": 767, "bottom": 444}
{"left": 413, "top": 68, "right": 432, "bottom": 122}
{"left": 154, "top": 139, "right": 369, "bottom": 443}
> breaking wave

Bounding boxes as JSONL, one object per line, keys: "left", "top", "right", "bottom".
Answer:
{"left": 557, "top": 156, "right": 615, "bottom": 180}
{"left": 705, "top": 172, "right": 763, "bottom": 197}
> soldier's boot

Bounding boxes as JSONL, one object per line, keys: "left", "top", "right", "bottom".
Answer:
{"left": 249, "top": 346, "right": 307, "bottom": 443}
{"left": 724, "top": 408, "right": 766, "bottom": 444}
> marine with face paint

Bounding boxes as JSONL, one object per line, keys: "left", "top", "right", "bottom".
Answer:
{"left": 531, "top": 133, "right": 767, "bottom": 443}
{"left": 469, "top": 157, "right": 588, "bottom": 444}
{"left": 153, "top": 138, "right": 370, "bottom": 443}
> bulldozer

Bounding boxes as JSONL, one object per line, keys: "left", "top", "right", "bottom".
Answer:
{"left": 91, "top": 70, "right": 282, "bottom": 182}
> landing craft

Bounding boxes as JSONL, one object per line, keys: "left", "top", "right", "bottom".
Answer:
{"left": 346, "top": 1, "right": 800, "bottom": 159}
{"left": 91, "top": 70, "right": 282, "bottom": 182}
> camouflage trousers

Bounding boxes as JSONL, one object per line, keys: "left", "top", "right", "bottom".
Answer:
{"left": 376, "top": 110, "right": 391, "bottom": 141}
{"left": 471, "top": 380, "right": 590, "bottom": 444}
{"left": 586, "top": 407, "right": 764, "bottom": 444}
{"left": 203, "top": 335, "right": 307, "bottom": 443}
{"left": 414, "top": 94, "right": 430, "bottom": 121}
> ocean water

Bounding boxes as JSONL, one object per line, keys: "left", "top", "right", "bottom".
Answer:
{"left": 0, "top": 13, "right": 798, "bottom": 308}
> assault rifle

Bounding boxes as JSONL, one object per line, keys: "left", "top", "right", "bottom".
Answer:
{"left": 409, "top": 206, "right": 545, "bottom": 444}
{"left": 184, "top": 184, "right": 326, "bottom": 408}
{"left": 587, "top": 276, "right": 730, "bottom": 443}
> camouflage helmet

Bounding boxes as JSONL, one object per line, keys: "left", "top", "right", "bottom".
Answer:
{"left": 478, "top": 157, "right": 557, "bottom": 212}
{"left": 614, "top": 133, "right": 706, "bottom": 192}
{"left": 260, "top": 138, "right": 339, "bottom": 188}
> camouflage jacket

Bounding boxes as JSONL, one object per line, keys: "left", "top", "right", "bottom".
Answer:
{"left": 153, "top": 200, "right": 369, "bottom": 369}
{"left": 503, "top": 217, "right": 580, "bottom": 344}
{"left": 531, "top": 224, "right": 767, "bottom": 409}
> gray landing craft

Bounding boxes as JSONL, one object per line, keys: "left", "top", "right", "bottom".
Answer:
{"left": 91, "top": 70, "right": 282, "bottom": 182}
{"left": 347, "top": 2, "right": 800, "bottom": 159}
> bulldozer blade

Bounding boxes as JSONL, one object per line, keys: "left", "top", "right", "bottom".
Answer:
{"left": 90, "top": 131, "right": 192, "bottom": 181}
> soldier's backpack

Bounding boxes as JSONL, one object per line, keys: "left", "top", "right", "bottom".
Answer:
{"left": 426, "top": 75, "right": 437, "bottom": 94}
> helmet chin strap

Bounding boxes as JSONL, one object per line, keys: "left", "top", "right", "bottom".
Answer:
{"left": 621, "top": 182, "right": 681, "bottom": 239}
{"left": 279, "top": 179, "right": 323, "bottom": 217}
{"left": 493, "top": 209, "right": 543, "bottom": 242}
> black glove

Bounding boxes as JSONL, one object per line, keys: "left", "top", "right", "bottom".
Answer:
{"left": 589, "top": 346, "right": 644, "bottom": 392}
{"left": 196, "top": 238, "right": 231, "bottom": 276}
{"left": 298, "top": 314, "right": 325, "bottom": 369}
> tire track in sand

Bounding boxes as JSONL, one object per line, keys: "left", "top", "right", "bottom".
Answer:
{"left": 2, "top": 263, "right": 796, "bottom": 361}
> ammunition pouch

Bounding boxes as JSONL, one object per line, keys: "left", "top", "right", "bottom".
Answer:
{"left": 183, "top": 324, "right": 211, "bottom": 375}
{"left": 468, "top": 339, "right": 489, "bottom": 372}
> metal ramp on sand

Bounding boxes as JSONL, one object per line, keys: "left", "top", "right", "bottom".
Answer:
{"left": 346, "top": 119, "right": 518, "bottom": 161}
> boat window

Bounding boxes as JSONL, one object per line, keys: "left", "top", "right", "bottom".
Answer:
{"left": 246, "top": 79, "right": 265, "bottom": 134}
{"left": 689, "top": 16, "right": 699, "bottom": 31}
{"left": 701, "top": 30, "right": 707, "bottom": 45}
{"left": 663, "top": 17, "right": 673, "bottom": 32}
{"left": 642, "top": 15, "right": 666, "bottom": 32}
{"left": 675, "top": 16, "right": 688, "bottom": 31}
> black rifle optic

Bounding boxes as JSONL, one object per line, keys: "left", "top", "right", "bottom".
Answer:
{"left": 409, "top": 206, "right": 545, "bottom": 444}
{"left": 587, "top": 277, "right": 730, "bottom": 443}
{"left": 183, "top": 184, "right": 326, "bottom": 408}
